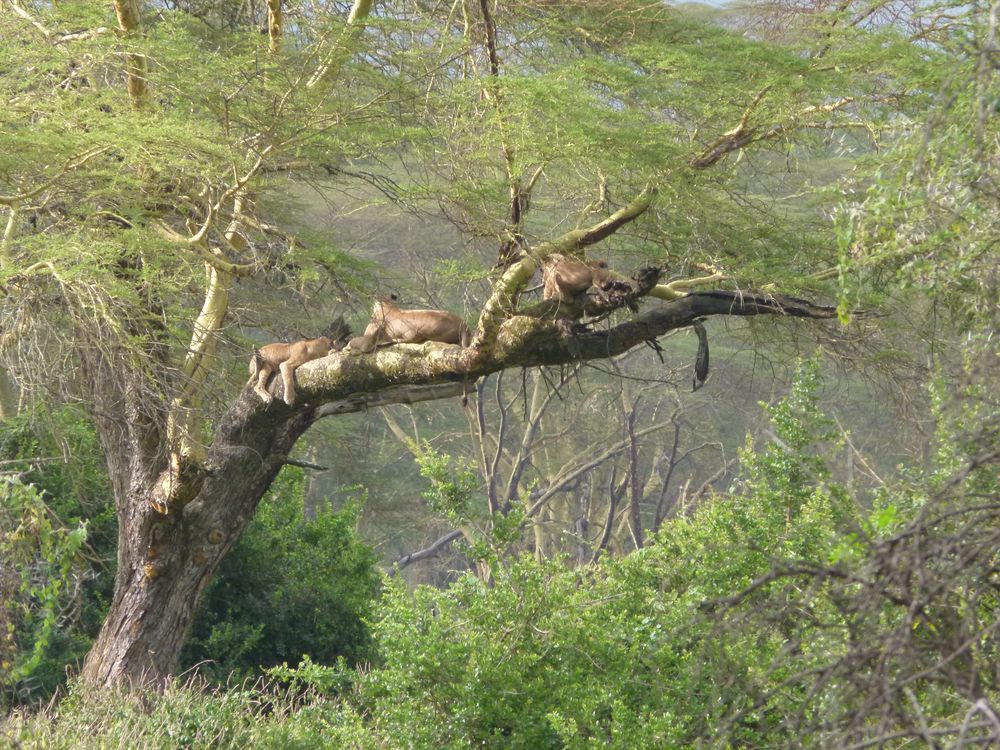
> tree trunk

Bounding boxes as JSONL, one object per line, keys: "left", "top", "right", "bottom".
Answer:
{"left": 266, "top": 0, "right": 282, "bottom": 54}
{"left": 81, "top": 394, "right": 311, "bottom": 686}
{"left": 113, "top": 0, "right": 147, "bottom": 108}
{"left": 0, "top": 365, "right": 16, "bottom": 420}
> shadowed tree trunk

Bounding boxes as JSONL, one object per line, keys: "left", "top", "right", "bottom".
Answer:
{"left": 81, "top": 392, "right": 312, "bottom": 685}
{"left": 0, "top": 366, "right": 15, "bottom": 419}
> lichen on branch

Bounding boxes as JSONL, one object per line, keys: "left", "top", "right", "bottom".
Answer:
{"left": 473, "top": 186, "right": 658, "bottom": 352}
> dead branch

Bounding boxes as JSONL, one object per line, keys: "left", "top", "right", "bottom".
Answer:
{"left": 392, "top": 529, "right": 464, "bottom": 571}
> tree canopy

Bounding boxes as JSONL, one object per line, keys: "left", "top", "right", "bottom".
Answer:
{"left": 1, "top": 0, "right": 997, "bottom": 736}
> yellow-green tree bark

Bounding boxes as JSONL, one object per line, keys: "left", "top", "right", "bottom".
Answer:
{"left": 113, "top": 0, "right": 147, "bottom": 108}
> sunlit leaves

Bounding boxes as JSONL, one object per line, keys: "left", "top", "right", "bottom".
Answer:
{"left": 0, "top": 477, "right": 88, "bottom": 691}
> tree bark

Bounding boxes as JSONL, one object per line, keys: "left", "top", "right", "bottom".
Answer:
{"left": 0, "top": 365, "right": 15, "bottom": 420}
{"left": 267, "top": 0, "right": 282, "bottom": 54}
{"left": 81, "top": 394, "right": 312, "bottom": 685}
{"left": 113, "top": 0, "right": 147, "bottom": 108}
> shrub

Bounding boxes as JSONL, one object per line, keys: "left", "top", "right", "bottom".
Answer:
{"left": 182, "top": 468, "right": 381, "bottom": 683}
{"left": 0, "top": 409, "right": 114, "bottom": 706}
{"left": 276, "top": 363, "right": 864, "bottom": 749}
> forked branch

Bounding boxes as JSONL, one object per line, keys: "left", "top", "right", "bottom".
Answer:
{"left": 692, "top": 95, "right": 860, "bottom": 168}
{"left": 474, "top": 186, "right": 658, "bottom": 348}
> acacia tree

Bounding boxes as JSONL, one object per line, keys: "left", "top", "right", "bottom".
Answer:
{"left": 0, "top": 0, "right": 944, "bottom": 687}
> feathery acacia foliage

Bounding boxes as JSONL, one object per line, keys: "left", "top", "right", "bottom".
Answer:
{"left": 1, "top": 0, "right": 994, "bottom": 716}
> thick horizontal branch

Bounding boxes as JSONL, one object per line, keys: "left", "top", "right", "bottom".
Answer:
{"left": 252, "top": 289, "right": 840, "bottom": 412}
{"left": 489, "top": 290, "right": 838, "bottom": 368}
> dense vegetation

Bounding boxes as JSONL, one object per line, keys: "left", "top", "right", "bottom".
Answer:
{"left": 2, "top": 0, "right": 998, "bottom": 747}
{"left": 5, "top": 365, "right": 998, "bottom": 748}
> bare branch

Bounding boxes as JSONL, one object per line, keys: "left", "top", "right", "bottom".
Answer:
{"left": 273, "top": 456, "right": 329, "bottom": 471}
{"left": 530, "top": 185, "right": 657, "bottom": 257}
{"left": 4, "top": 0, "right": 52, "bottom": 37}
{"left": 186, "top": 200, "right": 215, "bottom": 246}
{"left": 392, "top": 529, "right": 464, "bottom": 571}
{"left": 692, "top": 96, "right": 861, "bottom": 169}
{"left": 651, "top": 270, "right": 728, "bottom": 301}
{"left": 306, "top": 0, "right": 373, "bottom": 88}
{"left": 525, "top": 419, "right": 675, "bottom": 520}
{"left": 0, "top": 147, "right": 111, "bottom": 207}
{"left": 157, "top": 201, "right": 257, "bottom": 278}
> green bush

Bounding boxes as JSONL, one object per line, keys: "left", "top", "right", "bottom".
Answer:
{"left": 0, "top": 409, "right": 115, "bottom": 706}
{"left": 8, "top": 364, "right": 997, "bottom": 749}
{"left": 270, "top": 363, "right": 864, "bottom": 749}
{"left": 181, "top": 468, "right": 381, "bottom": 683}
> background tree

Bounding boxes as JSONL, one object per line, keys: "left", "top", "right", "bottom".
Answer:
{"left": 384, "top": 359, "right": 744, "bottom": 577}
